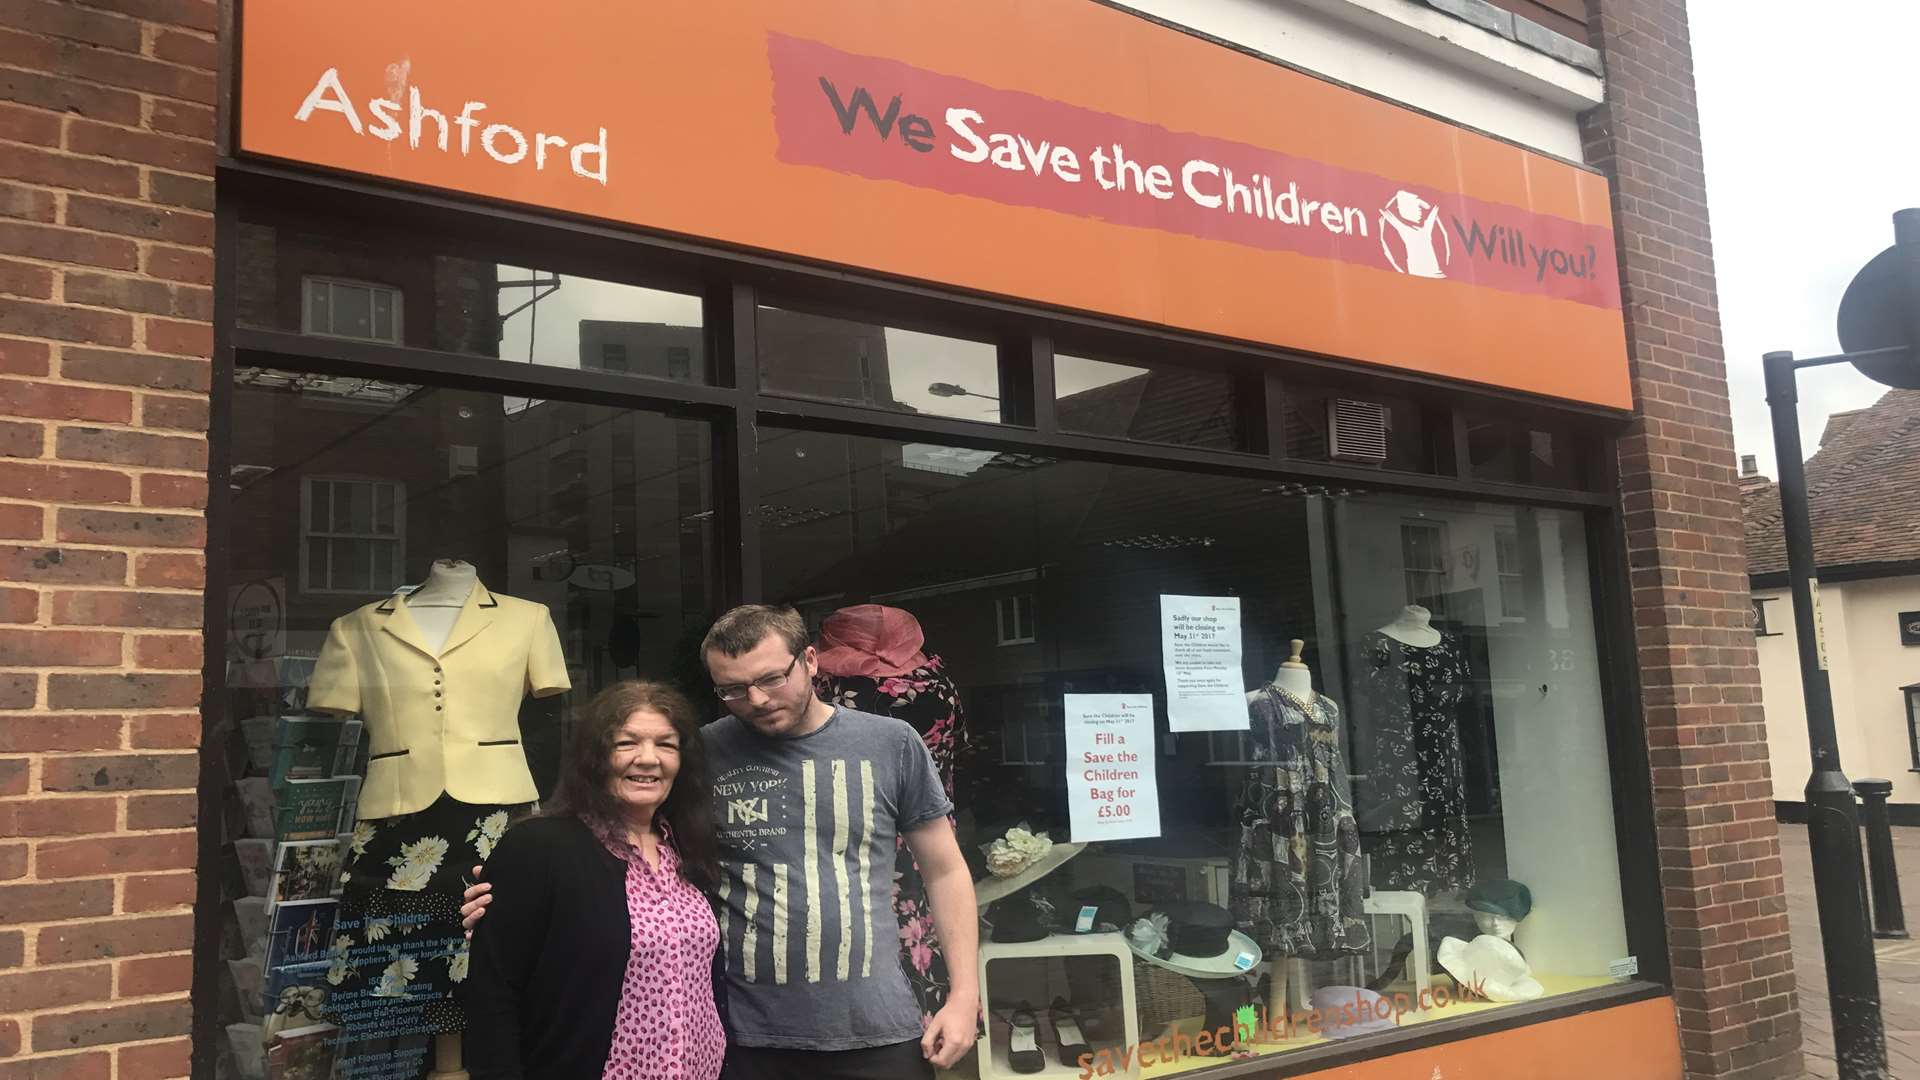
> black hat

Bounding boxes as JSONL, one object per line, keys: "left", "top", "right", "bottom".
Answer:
{"left": 1162, "top": 902, "right": 1234, "bottom": 957}
{"left": 1067, "top": 886, "right": 1131, "bottom": 934}
{"left": 988, "top": 889, "right": 1056, "bottom": 943}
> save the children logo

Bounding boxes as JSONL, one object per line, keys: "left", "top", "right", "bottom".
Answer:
{"left": 1379, "top": 190, "right": 1451, "bottom": 279}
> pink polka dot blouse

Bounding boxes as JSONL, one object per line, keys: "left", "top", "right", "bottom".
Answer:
{"left": 597, "top": 828, "right": 725, "bottom": 1080}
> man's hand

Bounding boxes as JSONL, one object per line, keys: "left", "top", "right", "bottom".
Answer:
{"left": 903, "top": 818, "right": 980, "bottom": 1071}
{"left": 921, "top": 993, "right": 979, "bottom": 1069}
{"left": 460, "top": 864, "right": 492, "bottom": 937}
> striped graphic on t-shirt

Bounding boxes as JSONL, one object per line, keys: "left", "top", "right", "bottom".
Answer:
{"left": 722, "top": 756, "right": 883, "bottom": 987}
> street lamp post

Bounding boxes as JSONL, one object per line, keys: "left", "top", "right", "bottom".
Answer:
{"left": 1763, "top": 347, "right": 1885, "bottom": 1078}
{"left": 1758, "top": 207, "right": 1920, "bottom": 1080}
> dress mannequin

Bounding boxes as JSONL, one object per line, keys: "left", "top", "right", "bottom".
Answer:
{"left": 1376, "top": 605, "right": 1441, "bottom": 648}
{"left": 1353, "top": 604, "right": 1472, "bottom": 895}
{"left": 1262, "top": 639, "right": 1315, "bottom": 703}
{"left": 1246, "top": 639, "right": 1311, "bottom": 1021}
{"left": 1234, "top": 639, "right": 1369, "bottom": 1026}
{"left": 309, "top": 558, "right": 570, "bottom": 1080}
{"left": 405, "top": 560, "right": 478, "bottom": 654}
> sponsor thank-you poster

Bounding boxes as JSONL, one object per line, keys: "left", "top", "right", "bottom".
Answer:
{"left": 1065, "top": 694, "right": 1160, "bottom": 843}
{"left": 1160, "top": 595, "right": 1248, "bottom": 732}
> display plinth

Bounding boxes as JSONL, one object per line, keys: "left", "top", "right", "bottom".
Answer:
{"left": 976, "top": 932, "right": 1139, "bottom": 1080}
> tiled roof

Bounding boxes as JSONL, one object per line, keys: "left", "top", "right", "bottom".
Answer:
{"left": 1744, "top": 389, "right": 1920, "bottom": 576}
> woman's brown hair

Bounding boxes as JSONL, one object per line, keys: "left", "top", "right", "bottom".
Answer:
{"left": 547, "top": 680, "right": 719, "bottom": 892}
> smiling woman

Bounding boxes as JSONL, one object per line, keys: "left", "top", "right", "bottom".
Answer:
{"left": 460, "top": 680, "right": 724, "bottom": 1080}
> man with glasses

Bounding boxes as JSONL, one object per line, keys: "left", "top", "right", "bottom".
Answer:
{"left": 463, "top": 604, "right": 979, "bottom": 1079}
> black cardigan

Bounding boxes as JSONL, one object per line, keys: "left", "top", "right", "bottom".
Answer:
{"left": 460, "top": 814, "right": 724, "bottom": 1080}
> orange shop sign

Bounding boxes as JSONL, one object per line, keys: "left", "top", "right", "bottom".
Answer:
{"left": 1289, "top": 996, "right": 1682, "bottom": 1080}
{"left": 237, "top": 0, "right": 1631, "bottom": 409}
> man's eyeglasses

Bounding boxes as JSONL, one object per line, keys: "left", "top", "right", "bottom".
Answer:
{"left": 714, "top": 654, "right": 802, "bottom": 702}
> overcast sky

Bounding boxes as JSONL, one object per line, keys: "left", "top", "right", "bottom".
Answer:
{"left": 1690, "top": 0, "right": 1920, "bottom": 476}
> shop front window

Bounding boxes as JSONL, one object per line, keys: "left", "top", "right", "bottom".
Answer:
{"left": 755, "top": 429, "right": 1630, "bottom": 1076}
{"left": 215, "top": 206, "right": 1636, "bottom": 1080}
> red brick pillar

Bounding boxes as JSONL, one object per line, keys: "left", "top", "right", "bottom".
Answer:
{"left": 0, "top": 1, "right": 216, "bottom": 1076}
{"left": 1582, "top": 2, "right": 1801, "bottom": 1078}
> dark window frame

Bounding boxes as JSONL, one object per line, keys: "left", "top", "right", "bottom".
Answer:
{"left": 1906, "top": 684, "right": 1920, "bottom": 771}
{"left": 195, "top": 160, "right": 1669, "bottom": 1078}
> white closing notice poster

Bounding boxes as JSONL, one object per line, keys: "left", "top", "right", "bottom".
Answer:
{"left": 1160, "top": 594, "right": 1248, "bottom": 732}
{"left": 1064, "top": 694, "right": 1161, "bottom": 843}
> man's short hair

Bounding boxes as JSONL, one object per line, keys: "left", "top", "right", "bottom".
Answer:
{"left": 702, "top": 604, "right": 809, "bottom": 661}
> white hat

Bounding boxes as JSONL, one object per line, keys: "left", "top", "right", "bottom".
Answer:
{"left": 1436, "top": 934, "right": 1544, "bottom": 1003}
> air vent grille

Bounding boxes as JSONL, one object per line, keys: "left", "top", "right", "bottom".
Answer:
{"left": 1327, "top": 399, "right": 1389, "bottom": 464}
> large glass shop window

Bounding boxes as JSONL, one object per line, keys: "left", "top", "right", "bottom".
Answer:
{"left": 216, "top": 365, "right": 716, "bottom": 1080}
{"left": 757, "top": 429, "right": 1630, "bottom": 1078}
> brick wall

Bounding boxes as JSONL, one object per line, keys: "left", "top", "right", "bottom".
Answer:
{"left": 1582, "top": 2, "right": 1802, "bottom": 1078}
{"left": 0, "top": 1, "right": 216, "bottom": 1077}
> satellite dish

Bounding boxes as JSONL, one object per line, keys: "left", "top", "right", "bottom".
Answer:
{"left": 1836, "top": 209, "right": 1920, "bottom": 390}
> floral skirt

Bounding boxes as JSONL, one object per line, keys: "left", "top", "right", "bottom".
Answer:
{"left": 893, "top": 834, "right": 950, "bottom": 1022}
{"left": 326, "top": 795, "right": 523, "bottom": 1040}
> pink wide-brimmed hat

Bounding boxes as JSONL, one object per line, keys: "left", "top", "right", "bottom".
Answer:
{"left": 815, "top": 604, "right": 930, "bottom": 678}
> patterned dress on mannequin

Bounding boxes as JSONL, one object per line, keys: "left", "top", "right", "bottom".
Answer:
{"left": 1349, "top": 631, "right": 1475, "bottom": 896}
{"left": 1229, "top": 684, "right": 1370, "bottom": 957}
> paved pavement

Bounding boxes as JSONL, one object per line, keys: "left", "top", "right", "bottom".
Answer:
{"left": 1782, "top": 825, "right": 1920, "bottom": 1078}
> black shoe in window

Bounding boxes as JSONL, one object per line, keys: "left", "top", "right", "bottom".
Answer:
{"left": 1049, "top": 997, "right": 1091, "bottom": 1067}
{"left": 1008, "top": 1002, "right": 1045, "bottom": 1074}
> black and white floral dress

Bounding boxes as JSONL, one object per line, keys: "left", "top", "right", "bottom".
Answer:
{"left": 1349, "top": 632, "right": 1475, "bottom": 896}
{"left": 326, "top": 795, "right": 520, "bottom": 1039}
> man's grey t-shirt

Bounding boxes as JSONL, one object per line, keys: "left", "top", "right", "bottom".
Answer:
{"left": 705, "top": 706, "right": 954, "bottom": 1050}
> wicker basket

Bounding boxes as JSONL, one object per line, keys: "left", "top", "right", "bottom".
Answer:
{"left": 1132, "top": 960, "right": 1210, "bottom": 1032}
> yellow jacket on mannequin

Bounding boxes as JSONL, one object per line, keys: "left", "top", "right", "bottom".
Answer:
{"left": 308, "top": 581, "right": 570, "bottom": 820}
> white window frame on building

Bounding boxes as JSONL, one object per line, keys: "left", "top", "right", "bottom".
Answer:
{"left": 301, "top": 275, "right": 404, "bottom": 344}
{"left": 300, "top": 476, "right": 407, "bottom": 595}
{"left": 1495, "top": 528, "right": 1527, "bottom": 621}
{"left": 997, "top": 593, "right": 1036, "bottom": 645}
{"left": 1400, "top": 519, "right": 1450, "bottom": 617}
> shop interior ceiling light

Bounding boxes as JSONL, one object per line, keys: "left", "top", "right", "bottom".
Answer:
{"left": 760, "top": 503, "right": 837, "bottom": 529}
{"left": 983, "top": 453, "right": 1058, "bottom": 470}
{"left": 235, "top": 367, "right": 418, "bottom": 404}
{"left": 1100, "top": 533, "right": 1218, "bottom": 550}
{"left": 1259, "top": 483, "right": 1354, "bottom": 499}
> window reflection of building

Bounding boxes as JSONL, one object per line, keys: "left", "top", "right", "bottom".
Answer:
{"left": 757, "top": 305, "right": 906, "bottom": 411}
{"left": 502, "top": 396, "right": 713, "bottom": 693}
{"left": 578, "top": 320, "right": 702, "bottom": 381}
